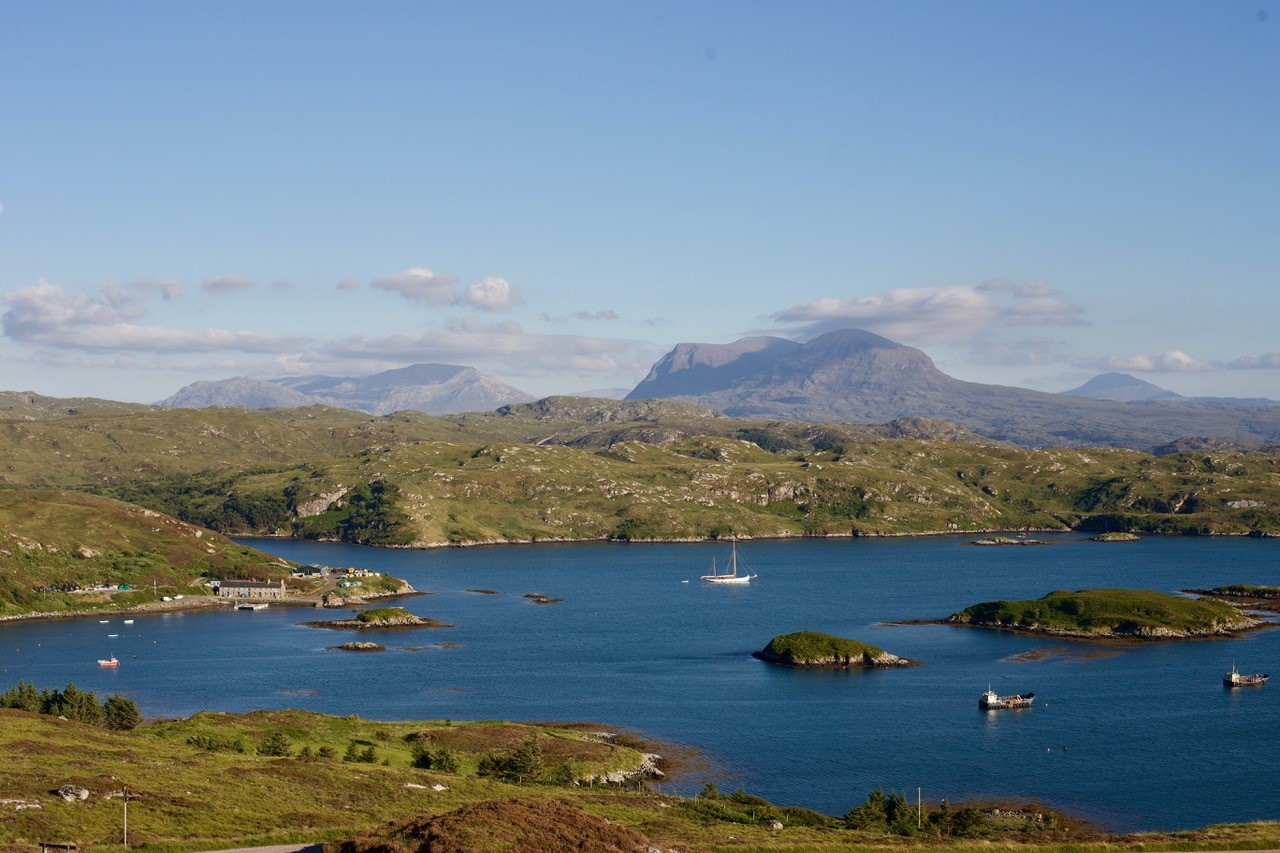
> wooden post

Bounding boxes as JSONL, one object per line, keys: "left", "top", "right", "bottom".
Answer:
{"left": 917, "top": 786, "right": 922, "bottom": 829}
{"left": 122, "top": 785, "right": 128, "bottom": 847}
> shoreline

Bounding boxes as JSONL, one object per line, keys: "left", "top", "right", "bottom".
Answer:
{"left": 932, "top": 617, "right": 1277, "bottom": 643}
{"left": 233, "top": 525, "right": 1280, "bottom": 551}
{"left": 0, "top": 586, "right": 416, "bottom": 626}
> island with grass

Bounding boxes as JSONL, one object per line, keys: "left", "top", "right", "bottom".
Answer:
{"left": 304, "top": 606, "right": 453, "bottom": 631}
{"left": 1090, "top": 532, "right": 1141, "bottom": 542}
{"left": 753, "top": 631, "right": 919, "bottom": 668}
{"left": 968, "top": 536, "right": 1051, "bottom": 546}
{"left": 947, "top": 588, "right": 1261, "bottom": 639}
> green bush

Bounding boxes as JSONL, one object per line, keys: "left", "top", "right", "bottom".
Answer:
{"left": 103, "top": 695, "right": 143, "bottom": 731}
{"left": 258, "top": 731, "right": 293, "bottom": 757}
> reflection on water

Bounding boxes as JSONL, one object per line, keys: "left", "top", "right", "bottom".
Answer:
{"left": 3, "top": 533, "right": 1278, "bottom": 831}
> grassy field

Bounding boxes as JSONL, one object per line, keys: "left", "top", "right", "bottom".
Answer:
{"left": 948, "top": 589, "right": 1259, "bottom": 638}
{"left": 5, "top": 705, "right": 1280, "bottom": 853}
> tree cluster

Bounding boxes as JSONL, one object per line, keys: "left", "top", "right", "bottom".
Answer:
{"left": 1, "top": 680, "right": 142, "bottom": 730}
{"left": 842, "top": 788, "right": 999, "bottom": 837}
{"left": 476, "top": 736, "right": 544, "bottom": 783}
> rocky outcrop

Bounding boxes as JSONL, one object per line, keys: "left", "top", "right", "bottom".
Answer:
{"left": 329, "top": 641, "right": 385, "bottom": 652}
{"left": 581, "top": 752, "right": 665, "bottom": 786}
{"left": 56, "top": 785, "right": 90, "bottom": 802}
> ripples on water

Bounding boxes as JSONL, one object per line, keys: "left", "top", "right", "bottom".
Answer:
{"left": 3, "top": 534, "right": 1277, "bottom": 831}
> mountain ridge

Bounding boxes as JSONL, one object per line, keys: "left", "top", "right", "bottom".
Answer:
{"left": 627, "top": 328, "right": 1280, "bottom": 449}
{"left": 161, "top": 363, "right": 535, "bottom": 415}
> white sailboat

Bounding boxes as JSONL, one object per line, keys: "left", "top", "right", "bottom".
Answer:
{"left": 700, "top": 540, "right": 756, "bottom": 584}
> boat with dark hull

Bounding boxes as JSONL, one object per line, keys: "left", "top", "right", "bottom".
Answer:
{"left": 1223, "top": 664, "right": 1269, "bottom": 688}
{"left": 979, "top": 687, "right": 1034, "bottom": 709}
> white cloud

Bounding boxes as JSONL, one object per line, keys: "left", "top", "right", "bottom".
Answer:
{"left": 370, "top": 267, "right": 457, "bottom": 305}
{"left": 52, "top": 325, "right": 308, "bottom": 354}
{"left": 1228, "top": 351, "right": 1280, "bottom": 370}
{"left": 773, "top": 286, "right": 1001, "bottom": 342}
{"left": 977, "top": 278, "right": 1013, "bottom": 292}
{"left": 201, "top": 275, "right": 255, "bottom": 293}
{"left": 305, "top": 322, "right": 655, "bottom": 379}
{"left": 2, "top": 279, "right": 147, "bottom": 340}
{"left": 1099, "top": 350, "right": 1219, "bottom": 373}
{"left": 2, "top": 279, "right": 306, "bottom": 356}
{"left": 459, "top": 276, "right": 521, "bottom": 311}
{"left": 336, "top": 277, "right": 362, "bottom": 291}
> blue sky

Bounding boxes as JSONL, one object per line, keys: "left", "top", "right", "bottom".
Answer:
{"left": 2, "top": 1, "right": 1277, "bottom": 402}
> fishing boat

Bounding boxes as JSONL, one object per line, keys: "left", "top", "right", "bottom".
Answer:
{"left": 700, "top": 540, "right": 757, "bottom": 584}
{"left": 979, "top": 686, "right": 1035, "bottom": 710}
{"left": 123, "top": 619, "right": 134, "bottom": 624}
{"left": 1223, "top": 664, "right": 1269, "bottom": 688}
{"left": 97, "top": 655, "right": 120, "bottom": 668}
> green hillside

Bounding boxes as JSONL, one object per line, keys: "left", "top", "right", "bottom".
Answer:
{"left": 1, "top": 402, "right": 1280, "bottom": 546}
{"left": 0, "top": 489, "right": 292, "bottom": 617}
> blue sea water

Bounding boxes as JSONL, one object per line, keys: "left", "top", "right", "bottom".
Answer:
{"left": 3, "top": 534, "right": 1278, "bottom": 831}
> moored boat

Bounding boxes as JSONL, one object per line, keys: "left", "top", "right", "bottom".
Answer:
{"left": 700, "top": 540, "right": 757, "bottom": 584}
{"left": 979, "top": 687, "right": 1034, "bottom": 709}
{"left": 97, "top": 655, "right": 119, "bottom": 667}
{"left": 1223, "top": 664, "right": 1269, "bottom": 688}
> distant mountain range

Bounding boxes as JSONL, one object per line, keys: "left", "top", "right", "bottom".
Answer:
{"left": 162, "top": 364, "right": 536, "bottom": 415}
{"left": 32, "top": 328, "right": 1278, "bottom": 450}
{"left": 627, "top": 328, "right": 1280, "bottom": 450}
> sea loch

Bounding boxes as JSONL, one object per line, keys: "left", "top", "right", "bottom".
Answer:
{"left": 3, "top": 534, "right": 1277, "bottom": 831}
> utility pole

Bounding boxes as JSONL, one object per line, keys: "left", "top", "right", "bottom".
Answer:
{"left": 122, "top": 785, "right": 128, "bottom": 847}
{"left": 917, "top": 786, "right": 922, "bottom": 830}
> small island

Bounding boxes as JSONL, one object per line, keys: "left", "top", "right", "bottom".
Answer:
{"left": 328, "top": 641, "right": 386, "bottom": 652}
{"left": 303, "top": 606, "right": 454, "bottom": 631}
{"left": 752, "top": 631, "right": 919, "bottom": 668}
{"left": 948, "top": 588, "right": 1261, "bottom": 639}
{"left": 1090, "top": 532, "right": 1141, "bottom": 542}
{"left": 968, "top": 536, "right": 1051, "bottom": 546}
{"left": 1184, "top": 583, "right": 1280, "bottom": 614}
{"left": 1190, "top": 583, "right": 1280, "bottom": 600}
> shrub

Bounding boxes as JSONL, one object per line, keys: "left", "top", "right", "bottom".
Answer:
{"left": 477, "top": 736, "right": 543, "bottom": 783}
{"left": 103, "top": 695, "right": 143, "bottom": 731}
{"left": 258, "top": 731, "right": 293, "bottom": 757}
